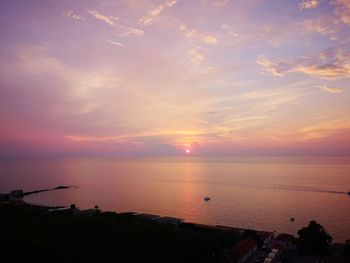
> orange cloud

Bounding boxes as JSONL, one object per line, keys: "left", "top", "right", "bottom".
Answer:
{"left": 299, "top": 0, "right": 319, "bottom": 10}
{"left": 314, "top": 85, "right": 344, "bottom": 93}
{"left": 87, "top": 9, "right": 144, "bottom": 37}
{"left": 257, "top": 48, "right": 350, "bottom": 79}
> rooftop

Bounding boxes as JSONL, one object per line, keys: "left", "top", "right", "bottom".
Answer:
{"left": 276, "top": 233, "right": 297, "bottom": 243}
{"left": 232, "top": 238, "right": 258, "bottom": 258}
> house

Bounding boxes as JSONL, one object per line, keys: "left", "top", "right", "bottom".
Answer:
{"left": 275, "top": 233, "right": 297, "bottom": 251}
{"left": 10, "top": 190, "right": 24, "bottom": 199}
{"left": 259, "top": 231, "right": 274, "bottom": 245}
{"left": 0, "top": 193, "right": 10, "bottom": 201}
{"left": 0, "top": 190, "right": 24, "bottom": 201}
{"left": 224, "top": 238, "right": 258, "bottom": 263}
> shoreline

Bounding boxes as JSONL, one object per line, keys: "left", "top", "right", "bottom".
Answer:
{"left": 1, "top": 199, "right": 349, "bottom": 262}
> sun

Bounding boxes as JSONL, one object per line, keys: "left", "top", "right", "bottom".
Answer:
{"left": 185, "top": 149, "right": 191, "bottom": 154}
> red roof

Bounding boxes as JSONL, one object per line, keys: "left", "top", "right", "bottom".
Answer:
{"left": 232, "top": 238, "right": 258, "bottom": 258}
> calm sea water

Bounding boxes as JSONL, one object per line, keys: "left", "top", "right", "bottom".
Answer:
{"left": 1, "top": 156, "right": 349, "bottom": 242}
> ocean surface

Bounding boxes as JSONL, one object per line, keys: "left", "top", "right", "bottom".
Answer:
{"left": 1, "top": 156, "right": 349, "bottom": 242}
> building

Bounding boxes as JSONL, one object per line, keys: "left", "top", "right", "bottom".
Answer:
{"left": 10, "top": 190, "right": 24, "bottom": 199}
{"left": 0, "top": 190, "right": 24, "bottom": 201}
{"left": 259, "top": 231, "right": 274, "bottom": 245}
{"left": 275, "top": 233, "right": 297, "bottom": 251}
{"left": 225, "top": 238, "right": 258, "bottom": 263}
{"left": 0, "top": 193, "right": 10, "bottom": 201}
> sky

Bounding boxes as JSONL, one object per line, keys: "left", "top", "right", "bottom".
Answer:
{"left": 0, "top": 0, "right": 349, "bottom": 156}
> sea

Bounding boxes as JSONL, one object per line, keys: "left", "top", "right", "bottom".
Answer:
{"left": 1, "top": 156, "right": 349, "bottom": 242}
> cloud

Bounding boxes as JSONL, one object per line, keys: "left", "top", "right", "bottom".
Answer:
{"left": 314, "top": 85, "right": 344, "bottom": 93}
{"left": 202, "top": 0, "right": 229, "bottom": 7}
{"left": 175, "top": 20, "right": 217, "bottom": 65}
{"left": 87, "top": 9, "right": 115, "bottom": 26}
{"left": 166, "top": 0, "right": 177, "bottom": 7}
{"left": 62, "top": 10, "right": 85, "bottom": 20}
{"left": 299, "top": 1, "right": 350, "bottom": 40}
{"left": 139, "top": 5, "right": 165, "bottom": 26}
{"left": 301, "top": 18, "right": 337, "bottom": 40}
{"left": 106, "top": 40, "right": 125, "bottom": 47}
{"left": 257, "top": 48, "right": 350, "bottom": 79}
{"left": 332, "top": 0, "right": 350, "bottom": 25}
{"left": 300, "top": 118, "right": 350, "bottom": 141}
{"left": 139, "top": 0, "right": 177, "bottom": 26}
{"left": 294, "top": 64, "right": 350, "bottom": 79}
{"left": 221, "top": 24, "right": 239, "bottom": 37}
{"left": 87, "top": 9, "right": 144, "bottom": 37}
{"left": 176, "top": 20, "right": 218, "bottom": 44}
{"left": 188, "top": 47, "right": 205, "bottom": 64}
{"left": 299, "top": 0, "right": 319, "bottom": 10}
{"left": 256, "top": 55, "right": 292, "bottom": 77}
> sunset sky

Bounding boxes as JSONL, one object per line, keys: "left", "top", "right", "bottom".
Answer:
{"left": 0, "top": 0, "right": 349, "bottom": 156}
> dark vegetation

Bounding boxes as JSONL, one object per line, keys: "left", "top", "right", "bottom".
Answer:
{"left": 0, "top": 203, "right": 239, "bottom": 263}
{"left": 297, "top": 220, "right": 332, "bottom": 256}
{"left": 344, "top": 240, "right": 350, "bottom": 257}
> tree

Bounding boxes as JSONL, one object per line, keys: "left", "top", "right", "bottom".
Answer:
{"left": 297, "top": 220, "right": 332, "bottom": 255}
{"left": 344, "top": 240, "right": 350, "bottom": 257}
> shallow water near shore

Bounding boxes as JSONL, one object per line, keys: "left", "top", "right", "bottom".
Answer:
{"left": 1, "top": 156, "right": 349, "bottom": 242}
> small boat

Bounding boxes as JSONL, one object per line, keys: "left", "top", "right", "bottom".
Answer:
{"left": 290, "top": 217, "right": 295, "bottom": 222}
{"left": 204, "top": 196, "right": 211, "bottom": 201}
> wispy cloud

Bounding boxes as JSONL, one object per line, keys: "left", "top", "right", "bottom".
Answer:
{"left": 221, "top": 24, "right": 239, "bottom": 37}
{"left": 176, "top": 20, "right": 218, "bottom": 44}
{"left": 256, "top": 55, "right": 292, "bottom": 77}
{"left": 301, "top": 18, "right": 337, "bottom": 40}
{"left": 87, "top": 9, "right": 144, "bottom": 37}
{"left": 62, "top": 10, "right": 85, "bottom": 20}
{"left": 298, "top": 1, "right": 350, "bottom": 40}
{"left": 300, "top": 118, "right": 350, "bottom": 141}
{"left": 188, "top": 47, "right": 205, "bottom": 64}
{"left": 139, "top": 5, "right": 165, "bottom": 26}
{"left": 139, "top": 0, "right": 177, "bottom": 26}
{"left": 299, "top": 0, "right": 319, "bottom": 10}
{"left": 314, "top": 85, "right": 344, "bottom": 93}
{"left": 87, "top": 9, "right": 115, "bottom": 26}
{"left": 202, "top": 0, "right": 229, "bottom": 7}
{"left": 332, "top": 0, "right": 350, "bottom": 25}
{"left": 294, "top": 64, "right": 350, "bottom": 79}
{"left": 257, "top": 48, "right": 350, "bottom": 79}
{"left": 166, "top": 0, "right": 177, "bottom": 7}
{"left": 174, "top": 19, "right": 217, "bottom": 65}
{"left": 106, "top": 40, "right": 125, "bottom": 47}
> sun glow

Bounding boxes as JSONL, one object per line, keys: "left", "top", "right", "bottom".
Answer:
{"left": 185, "top": 149, "right": 191, "bottom": 154}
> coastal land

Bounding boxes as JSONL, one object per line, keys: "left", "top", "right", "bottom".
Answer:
{"left": 1, "top": 194, "right": 349, "bottom": 263}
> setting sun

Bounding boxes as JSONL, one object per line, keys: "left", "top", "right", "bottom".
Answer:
{"left": 185, "top": 149, "right": 191, "bottom": 154}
